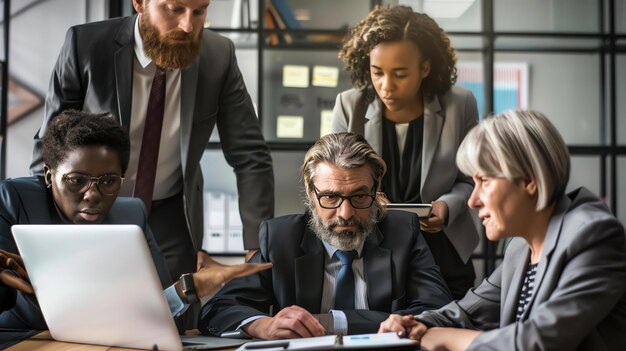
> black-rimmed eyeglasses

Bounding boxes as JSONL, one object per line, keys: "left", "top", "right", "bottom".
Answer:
{"left": 60, "top": 172, "right": 124, "bottom": 196}
{"left": 312, "top": 184, "right": 375, "bottom": 209}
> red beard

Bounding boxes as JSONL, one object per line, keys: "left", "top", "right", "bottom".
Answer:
{"left": 139, "top": 11, "right": 202, "bottom": 70}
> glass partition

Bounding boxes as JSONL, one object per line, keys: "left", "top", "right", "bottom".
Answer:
{"left": 494, "top": 0, "right": 600, "bottom": 33}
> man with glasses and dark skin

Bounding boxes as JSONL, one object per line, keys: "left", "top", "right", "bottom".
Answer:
{"left": 0, "top": 110, "right": 271, "bottom": 329}
{"left": 199, "top": 132, "right": 452, "bottom": 340}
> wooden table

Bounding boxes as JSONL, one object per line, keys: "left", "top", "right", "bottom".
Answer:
{"left": 7, "top": 331, "right": 145, "bottom": 350}
{"left": 6, "top": 330, "right": 239, "bottom": 351}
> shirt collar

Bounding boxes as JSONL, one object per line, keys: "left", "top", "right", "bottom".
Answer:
{"left": 321, "top": 238, "right": 365, "bottom": 261}
{"left": 134, "top": 14, "right": 152, "bottom": 68}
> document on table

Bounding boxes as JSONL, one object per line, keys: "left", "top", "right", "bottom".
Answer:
{"left": 236, "top": 332, "right": 418, "bottom": 350}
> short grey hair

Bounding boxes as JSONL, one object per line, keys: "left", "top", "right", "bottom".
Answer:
{"left": 301, "top": 132, "right": 388, "bottom": 220}
{"left": 456, "top": 110, "right": 570, "bottom": 210}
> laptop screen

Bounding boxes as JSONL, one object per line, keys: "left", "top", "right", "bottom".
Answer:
{"left": 12, "top": 224, "right": 182, "bottom": 351}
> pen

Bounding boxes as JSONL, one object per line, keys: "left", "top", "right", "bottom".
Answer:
{"left": 244, "top": 340, "right": 289, "bottom": 349}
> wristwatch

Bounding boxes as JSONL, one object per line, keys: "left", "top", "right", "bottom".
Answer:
{"left": 179, "top": 273, "right": 200, "bottom": 305}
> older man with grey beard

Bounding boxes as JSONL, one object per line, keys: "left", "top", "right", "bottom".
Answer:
{"left": 199, "top": 132, "right": 452, "bottom": 340}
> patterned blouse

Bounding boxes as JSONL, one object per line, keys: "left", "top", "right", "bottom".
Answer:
{"left": 516, "top": 262, "right": 538, "bottom": 321}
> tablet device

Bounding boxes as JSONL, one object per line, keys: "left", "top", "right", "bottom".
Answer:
{"left": 386, "top": 203, "right": 432, "bottom": 218}
{"left": 12, "top": 224, "right": 183, "bottom": 351}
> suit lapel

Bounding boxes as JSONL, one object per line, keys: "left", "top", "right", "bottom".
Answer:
{"left": 294, "top": 227, "right": 325, "bottom": 313}
{"left": 364, "top": 98, "right": 384, "bottom": 155}
{"left": 520, "top": 195, "right": 570, "bottom": 321}
{"left": 180, "top": 59, "right": 200, "bottom": 176}
{"left": 421, "top": 95, "right": 444, "bottom": 191}
{"left": 363, "top": 226, "right": 392, "bottom": 312}
{"left": 113, "top": 15, "right": 137, "bottom": 130}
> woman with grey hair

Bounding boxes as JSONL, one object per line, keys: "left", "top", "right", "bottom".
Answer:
{"left": 379, "top": 110, "right": 626, "bottom": 350}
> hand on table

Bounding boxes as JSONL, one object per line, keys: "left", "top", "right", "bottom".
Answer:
{"left": 244, "top": 305, "right": 326, "bottom": 340}
{"left": 378, "top": 314, "right": 426, "bottom": 340}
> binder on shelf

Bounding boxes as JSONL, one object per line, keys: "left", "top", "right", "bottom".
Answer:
{"left": 269, "top": 0, "right": 301, "bottom": 29}
{"left": 203, "top": 191, "right": 227, "bottom": 253}
{"left": 264, "top": 0, "right": 307, "bottom": 44}
{"left": 265, "top": 0, "right": 293, "bottom": 44}
{"left": 205, "top": 228, "right": 226, "bottom": 253}
{"left": 226, "top": 229, "right": 245, "bottom": 253}
{"left": 264, "top": 10, "right": 280, "bottom": 45}
{"left": 226, "top": 194, "right": 245, "bottom": 253}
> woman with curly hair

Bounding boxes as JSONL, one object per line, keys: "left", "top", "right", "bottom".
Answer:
{"left": 331, "top": 5, "right": 479, "bottom": 299}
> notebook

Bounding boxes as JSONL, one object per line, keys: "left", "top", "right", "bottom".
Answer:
{"left": 12, "top": 224, "right": 183, "bottom": 351}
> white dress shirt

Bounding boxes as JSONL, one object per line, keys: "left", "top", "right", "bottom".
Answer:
{"left": 119, "top": 15, "right": 183, "bottom": 200}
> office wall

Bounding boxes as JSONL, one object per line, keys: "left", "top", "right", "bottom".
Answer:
{"left": 4, "top": 0, "right": 625, "bottom": 224}
{"left": 6, "top": 0, "right": 107, "bottom": 178}
{"left": 203, "top": 44, "right": 617, "bottom": 219}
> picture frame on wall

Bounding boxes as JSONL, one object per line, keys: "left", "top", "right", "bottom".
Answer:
{"left": 7, "top": 78, "right": 43, "bottom": 125}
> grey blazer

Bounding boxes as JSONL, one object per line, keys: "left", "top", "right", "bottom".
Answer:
{"left": 331, "top": 87, "right": 479, "bottom": 262}
{"left": 416, "top": 187, "right": 626, "bottom": 350}
{"left": 30, "top": 15, "right": 274, "bottom": 249}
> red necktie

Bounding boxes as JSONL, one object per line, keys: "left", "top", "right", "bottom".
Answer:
{"left": 134, "top": 67, "right": 166, "bottom": 214}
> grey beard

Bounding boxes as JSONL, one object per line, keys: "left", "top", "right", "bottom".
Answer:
{"left": 307, "top": 201, "right": 377, "bottom": 251}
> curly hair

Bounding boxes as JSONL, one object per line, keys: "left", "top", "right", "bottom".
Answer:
{"left": 339, "top": 5, "right": 457, "bottom": 102}
{"left": 42, "top": 110, "right": 130, "bottom": 175}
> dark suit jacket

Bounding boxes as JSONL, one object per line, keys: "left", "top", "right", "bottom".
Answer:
{"left": 199, "top": 210, "right": 452, "bottom": 335}
{"left": 0, "top": 176, "right": 172, "bottom": 330}
{"left": 30, "top": 15, "right": 274, "bottom": 249}
{"left": 415, "top": 188, "right": 626, "bottom": 350}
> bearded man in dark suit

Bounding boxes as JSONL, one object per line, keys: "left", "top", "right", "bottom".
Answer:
{"left": 30, "top": 0, "right": 274, "bottom": 283}
{"left": 199, "top": 132, "right": 451, "bottom": 339}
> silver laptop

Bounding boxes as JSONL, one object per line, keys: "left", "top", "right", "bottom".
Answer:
{"left": 12, "top": 224, "right": 182, "bottom": 351}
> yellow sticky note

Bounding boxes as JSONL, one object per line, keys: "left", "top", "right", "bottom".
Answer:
{"left": 277, "top": 115, "right": 304, "bottom": 138}
{"left": 320, "top": 110, "right": 333, "bottom": 137}
{"left": 283, "top": 65, "right": 310, "bottom": 88}
{"left": 312, "top": 66, "right": 339, "bottom": 87}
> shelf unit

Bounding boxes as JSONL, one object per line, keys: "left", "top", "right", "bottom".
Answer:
{"left": 204, "top": 0, "right": 383, "bottom": 150}
{"left": 205, "top": 0, "right": 626, "bottom": 275}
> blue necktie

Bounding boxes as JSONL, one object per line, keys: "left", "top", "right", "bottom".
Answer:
{"left": 333, "top": 250, "right": 357, "bottom": 310}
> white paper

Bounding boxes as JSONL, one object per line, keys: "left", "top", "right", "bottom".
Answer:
{"left": 203, "top": 191, "right": 226, "bottom": 252}
{"left": 236, "top": 333, "right": 416, "bottom": 350}
{"left": 320, "top": 109, "right": 333, "bottom": 137}
{"left": 312, "top": 65, "right": 339, "bottom": 87}
{"left": 283, "top": 65, "right": 310, "bottom": 88}
{"left": 277, "top": 115, "right": 304, "bottom": 138}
